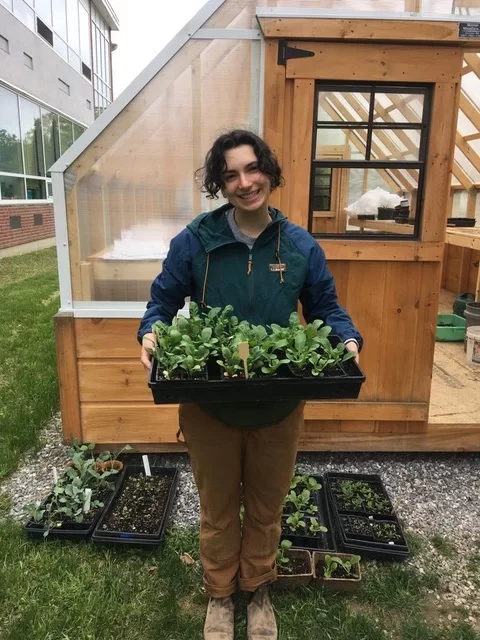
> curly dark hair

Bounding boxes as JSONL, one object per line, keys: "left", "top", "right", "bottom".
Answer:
{"left": 196, "top": 129, "right": 284, "bottom": 199}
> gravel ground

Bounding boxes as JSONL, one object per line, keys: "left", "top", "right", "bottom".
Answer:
{"left": 1, "top": 413, "right": 480, "bottom": 626}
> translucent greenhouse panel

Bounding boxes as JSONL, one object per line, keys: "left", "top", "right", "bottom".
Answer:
{"left": 67, "top": 38, "right": 261, "bottom": 302}
{"left": 455, "top": 146, "right": 480, "bottom": 183}
{"left": 204, "top": 0, "right": 472, "bottom": 24}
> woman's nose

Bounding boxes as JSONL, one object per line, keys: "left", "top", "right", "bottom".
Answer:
{"left": 238, "top": 172, "right": 252, "bottom": 189}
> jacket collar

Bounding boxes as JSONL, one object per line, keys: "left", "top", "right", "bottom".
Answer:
{"left": 187, "top": 203, "right": 286, "bottom": 253}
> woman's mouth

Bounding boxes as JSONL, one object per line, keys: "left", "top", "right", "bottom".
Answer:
{"left": 239, "top": 189, "right": 261, "bottom": 202}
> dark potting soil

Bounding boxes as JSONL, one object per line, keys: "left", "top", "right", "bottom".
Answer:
{"left": 100, "top": 473, "right": 172, "bottom": 534}
{"left": 156, "top": 368, "right": 207, "bottom": 382}
{"left": 340, "top": 515, "right": 372, "bottom": 537}
{"left": 278, "top": 555, "right": 310, "bottom": 576}
{"left": 315, "top": 559, "right": 356, "bottom": 580}
{"left": 371, "top": 522, "right": 403, "bottom": 542}
{"left": 288, "top": 363, "right": 344, "bottom": 378}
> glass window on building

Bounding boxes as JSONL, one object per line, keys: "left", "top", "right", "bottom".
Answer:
{"left": 68, "top": 47, "right": 81, "bottom": 73}
{"left": 35, "top": 0, "right": 52, "bottom": 25}
{"left": 73, "top": 122, "right": 85, "bottom": 140}
{"left": 59, "top": 116, "right": 73, "bottom": 153}
{"left": 1, "top": 86, "right": 86, "bottom": 200}
{"left": 13, "top": 0, "right": 34, "bottom": 30}
{"left": 52, "top": 0, "right": 67, "bottom": 40}
{"left": 19, "top": 96, "right": 45, "bottom": 176}
{"left": 26, "top": 177, "right": 47, "bottom": 199}
{"left": 0, "top": 86, "right": 23, "bottom": 174}
{"left": 78, "top": 2, "right": 90, "bottom": 66}
{"left": 66, "top": 0, "right": 80, "bottom": 54}
{"left": 0, "top": 175, "right": 25, "bottom": 200}
{"left": 42, "top": 109, "right": 60, "bottom": 173}
{"left": 53, "top": 33, "right": 68, "bottom": 61}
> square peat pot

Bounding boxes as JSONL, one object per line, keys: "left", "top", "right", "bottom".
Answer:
{"left": 274, "top": 549, "right": 313, "bottom": 590}
{"left": 91, "top": 465, "right": 179, "bottom": 548}
{"left": 313, "top": 551, "right": 362, "bottom": 592}
{"left": 148, "top": 338, "right": 365, "bottom": 405}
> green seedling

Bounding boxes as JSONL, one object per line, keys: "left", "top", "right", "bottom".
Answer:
{"left": 323, "top": 554, "right": 361, "bottom": 579}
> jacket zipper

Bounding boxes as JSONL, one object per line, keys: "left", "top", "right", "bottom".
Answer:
{"left": 247, "top": 250, "right": 254, "bottom": 315}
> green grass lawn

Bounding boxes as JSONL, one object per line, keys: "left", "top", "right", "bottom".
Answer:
{"left": 0, "top": 521, "right": 478, "bottom": 640}
{"left": 0, "top": 247, "right": 60, "bottom": 479}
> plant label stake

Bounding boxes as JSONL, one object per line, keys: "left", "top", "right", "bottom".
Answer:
{"left": 142, "top": 454, "right": 152, "bottom": 477}
{"left": 238, "top": 341, "right": 249, "bottom": 379}
{"left": 83, "top": 488, "right": 92, "bottom": 513}
{"left": 52, "top": 466, "right": 58, "bottom": 485}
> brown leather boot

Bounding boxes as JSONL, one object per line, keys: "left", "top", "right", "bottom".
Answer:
{"left": 247, "top": 585, "right": 277, "bottom": 639}
{"left": 203, "top": 596, "right": 235, "bottom": 640}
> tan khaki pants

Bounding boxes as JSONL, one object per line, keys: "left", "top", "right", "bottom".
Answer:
{"left": 179, "top": 402, "right": 303, "bottom": 597}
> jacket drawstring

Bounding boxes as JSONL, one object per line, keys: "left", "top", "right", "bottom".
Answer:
{"left": 200, "top": 252, "right": 210, "bottom": 310}
{"left": 275, "top": 223, "right": 285, "bottom": 284}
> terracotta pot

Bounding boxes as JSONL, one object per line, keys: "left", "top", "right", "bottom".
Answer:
{"left": 101, "top": 460, "right": 124, "bottom": 472}
{"left": 313, "top": 551, "right": 362, "bottom": 592}
{"left": 274, "top": 549, "right": 313, "bottom": 590}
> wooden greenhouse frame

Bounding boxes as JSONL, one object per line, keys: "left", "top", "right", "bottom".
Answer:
{"left": 51, "top": 1, "right": 480, "bottom": 453}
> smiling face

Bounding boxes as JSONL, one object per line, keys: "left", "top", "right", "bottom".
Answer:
{"left": 222, "top": 144, "right": 271, "bottom": 215}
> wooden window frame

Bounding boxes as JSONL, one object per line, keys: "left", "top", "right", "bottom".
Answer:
{"left": 309, "top": 81, "right": 433, "bottom": 240}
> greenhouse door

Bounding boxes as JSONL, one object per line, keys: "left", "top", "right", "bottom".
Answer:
{"left": 262, "top": 32, "right": 464, "bottom": 448}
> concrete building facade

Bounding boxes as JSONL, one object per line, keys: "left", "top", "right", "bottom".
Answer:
{"left": 0, "top": 0, "right": 119, "bottom": 249}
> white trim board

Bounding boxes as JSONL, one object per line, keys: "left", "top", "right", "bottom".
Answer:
{"left": 0, "top": 79, "right": 90, "bottom": 128}
{"left": 255, "top": 8, "right": 480, "bottom": 22}
{"left": 49, "top": 0, "right": 228, "bottom": 175}
{"left": 52, "top": 172, "right": 73, "bottom": 310}
{"left": 192, "top": 28, "right": 262, "bottom": 39}
{"left": 94, "top": 0, "right": 120, "bottom": 30}
{"left": 62, "top": 301, "right": 190, "bottom": 318}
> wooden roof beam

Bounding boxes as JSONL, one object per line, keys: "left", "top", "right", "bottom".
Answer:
{"left": 323, "top": 96, "right": 415, "bottom": 192}
{"left": 464, "top": 53, "right": 480, "bottom": 77}
{"left": 340, "top": 93, "right": 420, "bottom": 184}
{"left": 386, "top": 92, "right": 474, "bottom": 189}
{"left": 460, "top": 92, "right": 480, "bottom": 131}
{"left": 455, "top": 131, "right": 480, "bottom": 174}
{"left": 321, "top": 99, "right": 405, "bottom": 193}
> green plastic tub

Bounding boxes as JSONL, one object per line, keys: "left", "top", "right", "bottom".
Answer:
{"left": 436, "top": 314, "right": 466, "bottom": 342}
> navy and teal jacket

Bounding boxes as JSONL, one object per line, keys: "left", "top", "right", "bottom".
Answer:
{"left": 138, "top": 204, "right": 362, "bottom": 427}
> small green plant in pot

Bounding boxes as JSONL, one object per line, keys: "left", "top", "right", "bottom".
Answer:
{"left": 313, "top": 552, "right": 362, "bottom": 591}
{"left": 216, "top": 345, "right": 244, "bottom": 379}
{"left": 274, "top": 540, "right": 313, "bottom": 589}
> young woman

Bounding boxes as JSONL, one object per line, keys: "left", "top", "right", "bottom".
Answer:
{"left": 139, "top": 130, "right": 361, "bottom": 640}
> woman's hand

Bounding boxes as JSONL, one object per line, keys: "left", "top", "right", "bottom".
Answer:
{"left": 345, "top": 340, "right": 359, "bottom": 364}
{"left": 141, "top": 332, "right": 156, "bottom": 371}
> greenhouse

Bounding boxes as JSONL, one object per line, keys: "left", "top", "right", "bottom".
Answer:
{"left": 50, "top": 0, "right": 480, "bottom": 451}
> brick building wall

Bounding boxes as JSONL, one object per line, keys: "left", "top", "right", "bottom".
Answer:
{"left": 0, "top": 204, "right": 55, "bottom": 250}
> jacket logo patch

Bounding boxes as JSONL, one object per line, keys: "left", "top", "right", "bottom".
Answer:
{"left": 269, "top": 263, "right": 287, "bottom": 272}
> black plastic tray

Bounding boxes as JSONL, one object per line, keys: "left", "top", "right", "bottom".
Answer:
{"left": 148, "top": 341, "right": 365, "bottom": 404}
{"left": 23, "top": 476, "right": 123, "bottom": 541}
{"left": 325, "top": 472, "right": 409, "bottom": 560}
{"left": 92, "top": 466, "right": 179, "bottom": 547}
{"left": 281, "top": 475, "right": 336, "bottom": 551}
{"left": 447, "top": 217, "right": 476, "bottom": 227}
